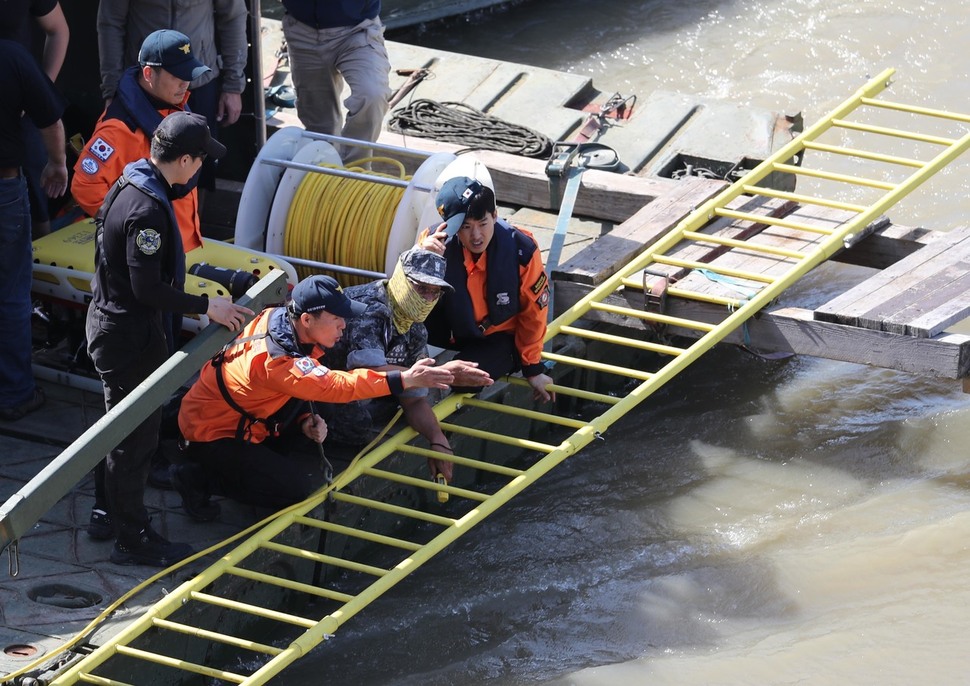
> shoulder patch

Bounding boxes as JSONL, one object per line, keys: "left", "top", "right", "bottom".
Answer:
{"left": 538, "top": 289, "right": 550, "bottom": 310}
{"left": 530, "top": 272, "right": 548, "bottom": 295}
{"left": 293, "top": 356, "right": 316, "bottom": 375}
{"left": 80, "top": 157, "right": 100, "bottom": 175}
{"left": 89, "top": 137, "right": 115, "bottom": 162}
{"left": 135, "top": 229, "right": 161, "bottom": 255}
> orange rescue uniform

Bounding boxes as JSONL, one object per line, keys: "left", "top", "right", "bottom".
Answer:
{"left": 179, "top": 308, "right": 404, "bottom": 444}
{"left": 72, "top": 92, "right": 202, "bottom": 252}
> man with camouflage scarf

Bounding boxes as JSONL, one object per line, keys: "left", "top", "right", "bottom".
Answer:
{"left": 321, "top": 248, "right": 492, "bottom": 482}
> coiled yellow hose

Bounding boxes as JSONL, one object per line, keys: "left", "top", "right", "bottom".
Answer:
{"left": 283, "top": 157, "right": 409, "bottom": 285}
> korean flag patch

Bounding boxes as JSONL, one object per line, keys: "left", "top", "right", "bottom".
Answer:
{"left": 294, "top": 357, "right": 316, "bottom": 375}
{"left": 90, "top": 137, "right": 115, "bottom": 162}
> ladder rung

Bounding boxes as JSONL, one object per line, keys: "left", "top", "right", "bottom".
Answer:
{"left": 713, "top": 207, "right": 837, "bottom": 235}
{"left": 459, "top": 396, "right": 590, "bottom": 428}
{"left": 667, "top": 286, "right": 750, "bottom": 307}
{"left": 559, "top": 324, "right": 687, "bottom": 356}
{"left": 650, "top": 253, "right": 778, "bottom": 284}
{"left": 504, "top": 375, "right": 621, "bottom": 405}
{"left": 740, "top": 184, "right": 869, "bottom": 212}
{"left": 226, "top": 566, "right": 355, "bottom": 602}
{"left": 331, "top": 490, "right": 458, "bottom": 526}
{"left": 151, "top": 617, "right": 283, "bottom": 656}
{"left": 114, "top": 644, "right": 246, "bottom": 683}
{"left": 291, "top": 516, "right": 423, "bottom": 551}
{"left": 773, "top": 162, "right": 897, "bottom": 190}
{"left": 831, "top": 117, "right": 958, "bottom": 146}
{"left": 189, "top": 591, "right": 318, "bottom": 628}
{"left": 397, "top": 444, "right": 526, "bottom": 476}
{"left": 680, "top": 230, "right": 808, "bottom": 259}
{"left": 860, "top": 96, "right": 970, "bottom": 123}
{"left": 362, "top": 466, "right": 491, "bottom": 501}
{"left": 540, "top": 350, "right": 655, "bottom": 380}
{"left": 589, "top": 300, "right": 718, "bottom": 331}
{"left": 801, "top": 140, "right": 924, "bottom": 168}
{"left": 260, "top": 539, "right": 389, "bottom": 577}
{"left": 438, "top": 420, "right": 560, "bottom": 452}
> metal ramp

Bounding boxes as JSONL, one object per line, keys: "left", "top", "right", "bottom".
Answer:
{"left": 49, "top": 68, "right": 970, "bottom": 686}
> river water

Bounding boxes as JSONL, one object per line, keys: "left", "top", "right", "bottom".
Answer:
{"left": 285, "top": 0, "right": 970, "bottom": 683}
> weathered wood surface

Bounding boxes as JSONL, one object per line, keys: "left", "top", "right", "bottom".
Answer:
{"left": 551, "top": 176, "right": 728, "bottom": 284}
{"left": 375, "top": 131, "right": 689, "bottom": 223}
{"left": 554, "top": 282, "right": 970, "bottom": 379}
{"left": 815, "top": 224, "right": 970, "bottom": 338}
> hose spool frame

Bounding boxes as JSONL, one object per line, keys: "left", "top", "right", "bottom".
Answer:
{"left": 235, "top": 129, "right": 493, "bottom": 285}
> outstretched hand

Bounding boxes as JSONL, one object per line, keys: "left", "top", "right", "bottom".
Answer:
{"left": 402, "top": 357, "right": 454, "bottom": 389}
{"left": 440, "top": 359, "right": 492, "bottom": 388}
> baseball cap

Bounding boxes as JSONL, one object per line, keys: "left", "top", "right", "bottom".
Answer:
{"left": 436, "top": 176, "right": 485, "bottom": 238}
{"left": 138, "top": 29, "right": 211, "bottom": 83}
{"left": 290, "top": 275, "right": 367, "bottom": 318}
{"left": 153, "top": 111, "right": 227, "bottom": 161}
{"left": 399, "top": 248, "right": 453, "bottom": 291}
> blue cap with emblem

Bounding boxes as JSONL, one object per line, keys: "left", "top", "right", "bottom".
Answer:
{"left": 436, "top": 176, "right": 486, "bottom": 239}
{"left": 138, "top": 29, "right": 210, "bottom": 83}
{"left": 290, "top": 275, "right": 366, "bottom": 318}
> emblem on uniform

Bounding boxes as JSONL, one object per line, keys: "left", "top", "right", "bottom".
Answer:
{"left": 530, "top": 272, "right": 547, "bottom": 295}
{"left": 135, "top": 229, "right": 161, "bottom": 255}
{"left": 538, "top": 290, "right": 549, "bottom": 309}
{"left": 80, "top": 157, "right": 100, "bottom": 175}
{"left": 294, "top": 357, "right": 315, "bottom": 375}
{"left": 90, "top": 137, "right": 115, "bottom": 162}
{"left": 496, "top": 292, "right": 510, "bottom": 306}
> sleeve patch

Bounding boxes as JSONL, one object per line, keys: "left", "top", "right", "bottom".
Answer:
{"left": 80, "top": 157, "right": 100, "bottom": 175}
{"left": 538, "top": 289, "right": 549, "bottom": 310}
{"left": 530, "top": 272, "right": 547, "bottom": 295}
{"left": 89, "top": 137, "right": 115, "bottom": 162}
{"left": 135, "top": 229, "right": 161, "bottom": 255}
{"left": 293, "top": 357, "right": 316, "bottom": 375}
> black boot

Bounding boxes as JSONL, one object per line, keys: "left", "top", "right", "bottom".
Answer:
{"left": 110, "top": 525, "right": 193, "bottom": 567}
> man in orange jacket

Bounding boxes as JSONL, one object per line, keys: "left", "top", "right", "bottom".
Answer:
{"left": 72, "top": 29, "right": 209, "bottom": 252}
{"left": 174, "top": 275, "right": 455, "bottom": 517}
{"left": 418, "top": 176, "right": 555, "bottom": 403}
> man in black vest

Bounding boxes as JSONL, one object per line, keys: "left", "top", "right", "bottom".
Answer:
{"left": 85, "top": 111, "right": 252, "bottom": 567}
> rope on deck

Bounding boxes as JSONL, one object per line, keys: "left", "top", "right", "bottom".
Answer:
{"left": 387, "top": 99, "right": 553, "bottom": 158}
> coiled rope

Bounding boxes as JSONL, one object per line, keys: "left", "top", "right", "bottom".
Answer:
{"left": 387, "top": 99, "right": 553, "bottom": 158}
{"left": 283, "top": 157, "right": 409, "bottom": 285}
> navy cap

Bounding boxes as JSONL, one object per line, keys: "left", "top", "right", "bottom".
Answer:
{"left": 400, "top": 248, "right": 453, "bottom": 291}
{"left": 153, "top": 111, "right": 227, "bottom": 161}
{"left": 138, "top": 29, "right": 210, "bottom": 83}
{"left": 436, "top": 176, "right": 485, "bottom": 238}
{"left": 291, "top": 275, "right": 366, "bottom": 319}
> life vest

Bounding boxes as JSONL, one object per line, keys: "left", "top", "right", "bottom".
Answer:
{"left": 434, "top": 218, "right": 537, "bottom": 343}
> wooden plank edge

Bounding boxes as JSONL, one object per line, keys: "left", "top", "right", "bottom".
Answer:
{"left": 553, "top": 281, "right": 970, "bottom": 379}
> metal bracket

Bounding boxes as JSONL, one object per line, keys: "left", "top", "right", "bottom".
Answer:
{"left": 642, "top": 268, "right": 670, "bottom": 314}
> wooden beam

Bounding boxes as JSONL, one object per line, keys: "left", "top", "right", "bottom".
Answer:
{"left": 375, "top": 131, "right": 687, "bottom": 223}
{"left": 553, "top": 281, "right": 970, "bottom": 378}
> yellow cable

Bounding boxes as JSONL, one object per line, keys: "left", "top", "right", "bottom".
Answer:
{"left": 283, "top": 157, "right": 409, "bottom": 285}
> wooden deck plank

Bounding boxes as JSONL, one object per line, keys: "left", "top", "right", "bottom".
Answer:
{"left": 815, "top": 225, "right": 970, "bottom": 334}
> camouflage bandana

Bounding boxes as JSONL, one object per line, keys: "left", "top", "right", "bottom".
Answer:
{"left": 387, "top": 260, "right": 439, "bottom": 334}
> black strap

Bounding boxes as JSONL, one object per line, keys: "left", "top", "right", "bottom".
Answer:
{"left": 212, "top": 333, "right": 279, "bottom": 441}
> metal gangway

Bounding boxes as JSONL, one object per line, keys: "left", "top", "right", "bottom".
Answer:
{"left": 31, "top": 68, "right": 970, "bottom": 684}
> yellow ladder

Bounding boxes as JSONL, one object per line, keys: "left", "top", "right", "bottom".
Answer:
{"left": 50, "top": 68, "right": 970, "bottom": 686}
